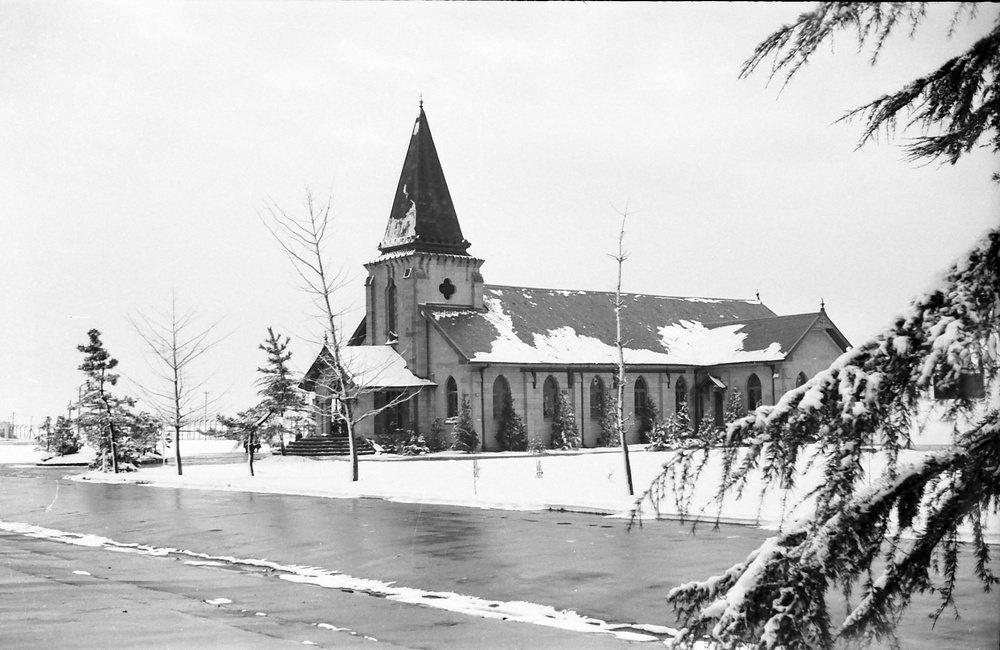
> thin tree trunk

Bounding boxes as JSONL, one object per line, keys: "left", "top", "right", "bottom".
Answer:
{"left": 248, "top": 428, "right": 255, "bottom": 477}
{"left": 614, "top": 207, "right": 634, "bottom": 496}
{"left": 174, "top": 424, "right": 183, "bottom": 475}
{"left": 100, "top": 370, "right": 119, "bottom": 474}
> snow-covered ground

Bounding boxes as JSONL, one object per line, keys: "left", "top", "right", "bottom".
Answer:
{"left": 3, "top": 437, "right": 993, "bottom": 543}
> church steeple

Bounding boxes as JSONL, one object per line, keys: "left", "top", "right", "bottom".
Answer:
{"left": 379, "top": 105, "right": 471, "bottom": 256}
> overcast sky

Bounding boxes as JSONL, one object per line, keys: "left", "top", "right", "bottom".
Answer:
{"left": 2, "top": 2, "right": 997, "bottom": 429}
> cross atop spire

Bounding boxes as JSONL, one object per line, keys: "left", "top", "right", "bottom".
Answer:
{"left": 378, "top": 106, "right": 470, "bottom": 256}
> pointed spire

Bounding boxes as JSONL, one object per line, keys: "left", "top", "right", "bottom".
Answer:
{"left": 378, "top": 105, "right": 470, "bottom": 256}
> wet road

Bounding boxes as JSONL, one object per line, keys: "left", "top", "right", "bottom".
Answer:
{"left": 2, "top": 464, "right": 997, "bottom": 649}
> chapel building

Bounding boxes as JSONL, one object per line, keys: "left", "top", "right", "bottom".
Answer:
{"left": 304, "top": 106, "right": 851, "bottom": 450}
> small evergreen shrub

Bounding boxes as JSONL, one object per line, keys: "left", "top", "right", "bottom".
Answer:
{"left": 495, "top": 392, "right": 527, "bottom": 452}
{"left": 400, "top": 430, "right": 429, "bottom": 456}
{"left": 636, "top": 394, "right": 659, "bottom": 444}
{"left": 697, "top": 409, "right": 722, "bottom": 446}
{"left": 597, "top": 397, "right": 621, "bottom": 447}
{"left": 451, "top": 395, "right": 479, "bottom": 452}
{"left": 722, "top": 388, "right": 748, "bottom": 446}
{"left": 551, "top": 390, "right": 580, "bottom": 450}
{"left": 375, "top": 428, "right": 407, "bottom": 454}
{"left": 426, "top": 418, "right": 448, "bottom": 452}
{"left": 528, "top": 433, "right": 546, "bottom": 454}
{"left": 645, "top": 402, "right": 693, "bottom": 451}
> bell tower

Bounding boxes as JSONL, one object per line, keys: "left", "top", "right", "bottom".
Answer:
{"left": 364, "top": 105, "right": 485, "bottom": 370}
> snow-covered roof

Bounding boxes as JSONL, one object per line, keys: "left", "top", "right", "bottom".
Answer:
{"left": 424, "top": 285, "right": 844, "bottom": 367}
{"left": 301, "top": 345, "right": 434, "bottom": 390}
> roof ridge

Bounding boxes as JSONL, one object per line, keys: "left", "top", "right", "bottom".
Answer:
{"left": 483, "top": 283, "right": 761, "bottom": 304}
{"left": 707, "top": 311, "right": 823, "bottom": 326}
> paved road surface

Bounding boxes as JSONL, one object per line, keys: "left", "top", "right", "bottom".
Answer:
{"left": 1, "top": 463, "right": 997, "bottom": 649}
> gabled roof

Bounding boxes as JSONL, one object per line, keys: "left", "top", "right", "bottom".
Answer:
{"left": 423, "top": 285, "right": 798, "bottom": 367}
{"left": 378, "top": 106, "right": 471, "bottom": 256}
{"left": 300, "top": 345, "right": 434, "bottom": 391}
{"left": 703, "top": 312, "right": 851, "bottom": 363}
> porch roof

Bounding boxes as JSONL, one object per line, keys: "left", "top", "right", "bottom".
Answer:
{"left": 301, "top": 345, "right": 435, "bottom": 391}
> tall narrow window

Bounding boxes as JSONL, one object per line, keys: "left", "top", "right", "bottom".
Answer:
{"left": 796, "top": 371, "right": 808, "bottom": 387}
{"left": 386, "top": 277, "right": 397, "bottom": 341}
{"left": 746, "top": 373, "right": 762, "bottom": 410}
{"left": 675, "top": 376, "right": 688, "bottom": 412}
{"left": 543, "top": 376, "right": 559, "bottom": 419}
{"left": 590, "top": 376, "right": 605, "bottom": 419}
{"left": 492, "top": 375, "right": 510, "bottom": 419}
{"left": 634, "top": 376, "right": 649, "bottom": 415}
{"left": 446, "top": 376, "right": 459, "bottom": 418}
{"left": 634, "top": 376, "right": 653, "bottom": 438}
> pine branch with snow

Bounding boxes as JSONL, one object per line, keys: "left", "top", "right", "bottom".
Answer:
{"left": 636, "top": 228, "right": 1000, "bottom": 649}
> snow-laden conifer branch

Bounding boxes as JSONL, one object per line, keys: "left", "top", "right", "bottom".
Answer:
{"left": 633, "top": 228, "right": 999, "bottom": 649}
{"left": 741, "top": 3, "right": 1000, "bottom": 168}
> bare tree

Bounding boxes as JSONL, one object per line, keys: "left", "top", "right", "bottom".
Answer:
{"left": 129, "top": 293, "right": 224, "bottom": 476}
{"left": 262, "top": 189, "right": 421, "bottom": 482}
{"left": 610, "top": 202, "right": 635, "bottom": 496}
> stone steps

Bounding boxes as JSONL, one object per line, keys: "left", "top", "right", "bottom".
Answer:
{"left": 278, "top": 437, "right": 375, "bottom": 457}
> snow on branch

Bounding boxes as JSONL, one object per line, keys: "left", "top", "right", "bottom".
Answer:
{"left": 634, "top": 228, "right": 999, "bottom": 649}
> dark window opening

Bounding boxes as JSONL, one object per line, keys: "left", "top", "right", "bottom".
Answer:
{"left": 675, "top": 377, "right": 688, "bottom": 412}
{"left": 590, "top": 376, "right": 605, "bottom": 419}
{"left": 385, "top": 278, "right": 397, "bottom": 341}
{"left": 446, "top": 376, "right": 459, "bottom": 418}
{"left": 543, "top": 376, "right": 559, "bottom": 419}
{"left": 492, "top": 375, "right": 510, "bottom": 419}
{"left": 747, "top": 373, "right": 762, "bottom": 410}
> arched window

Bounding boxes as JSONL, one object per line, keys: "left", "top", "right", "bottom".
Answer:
{"left": 746, "top": 373, "right": 762, "bottom": 410}
{"left": 385, "top": 277, "right": 397, "bottom": 340}
{"left": 675, "top": 377, "right": 688, "bottom": 412}
{"left": 492, "top": 375, "right": 510, "bottom": 419}
{"left": 634, "top": 376, "right": 648, "bottom": 411}
{"left": 590, "top": 376, "right": 605, "bottom": 419}
{"left": 634, "top": 376, "right": 653, "bottom": 438}
{"left": 446, "top": 376, "right": 459, "bottom": 418}
{"left": 796, "top": 371, "right": 808, "bottom": 388}
{"left": 543, "top": 375, "right": 559, "bottom": 419}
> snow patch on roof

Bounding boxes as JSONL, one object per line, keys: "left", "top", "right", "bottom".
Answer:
{"left": 337, "top": 346, "right": 434, "bottom": 388}
{"left": 432, "top": 309, "right": 477, "bottom": 320}
{"left": 470, "top": 299, "right": 785, "bottom": 365}
{"left": 659, "top": 321, "right": 784, "bottom": 365}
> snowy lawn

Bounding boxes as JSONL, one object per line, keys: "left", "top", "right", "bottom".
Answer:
{"left": 55, "top": 443, "right": 999, "bottom": 543}
{"left": 0, "top": 438, "right": 243, "bottom": 466}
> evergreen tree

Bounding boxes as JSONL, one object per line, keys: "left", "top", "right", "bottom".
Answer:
{"left": 77, "top": 329, "right": 123, "bottom": 473}
{"left": 256, "top": 327, "right": 306, "bottom": 455}
{"left": 646, "top": 402, "right": 694, "bottom": 451}
{"left": 695, "top": 408, "right": 720, "bottom": 446}
{"left": 451, "top": 395, "right": 479, "bottom": 453}
{"left": 597, "top": 396, "right": 621, "bottom": 447}
{"left": 723, "top": 388, "right": 748, "bottom": 446}
{"left": 637, "top": 6, "right": 1000, "bottom": 648}
{"left": 495, "top": 392, "right": 527, "bottom": 452}
{"left": 551, "top": 390, "right": 580, "bottom": 450}
{"left": 51, "top": 415, "right": 81, "bottom": 456}
{"left": 77, "top": 395, "right": 160, "bottom": 471}
{"left": 35, "top": 416, "right": 52, "bottom": 452}
{"left": 636, "top": 394, "right": 658, "bottom": 444}
{"left": 426, "top": 418, "right": 448, "bottom": 452}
